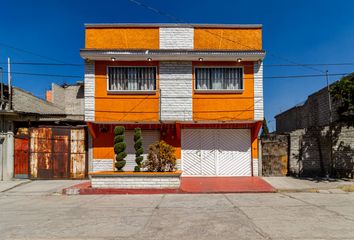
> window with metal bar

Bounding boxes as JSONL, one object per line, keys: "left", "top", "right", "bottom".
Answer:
{"left": 195, "top": 67, "right": 243, "bottom": 90}
{"left": 108, "top": 67, "right": 156, "bottom": 91}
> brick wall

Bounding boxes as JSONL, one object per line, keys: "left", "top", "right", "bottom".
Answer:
{"left": 159, "top": 27, "right": 194, "bottom": 49}
{"left": 84, "top": 61, "right": 95, "bottom": 121}
{"left": 159, "top": 61, "right": 193, "bottom": 121}
{"left": 288, "top": 125, "right": 354, "bottom": 178}
{"left": 51, "top": 83, "right": 84, "bottom": 118}
{"left": 91, "top": 176, "right": 181, "bottom": 189}
{"left": 276, "top": 84, "right": 341, "bottom": 133}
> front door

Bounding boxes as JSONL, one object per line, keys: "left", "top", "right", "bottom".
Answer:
{"left": 14, "top": 136, "right": 29, "bottom": 178}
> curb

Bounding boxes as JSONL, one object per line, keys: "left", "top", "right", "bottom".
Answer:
{"left": 277, "top": 187, "right": 353, "bottom": 193}
{"left": 0, "top": 180, "right": 32, "bottom": 193}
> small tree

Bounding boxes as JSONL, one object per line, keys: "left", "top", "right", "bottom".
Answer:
{"left": 114, "top": 126, "right": 127, "bottom": 171}
{"left": 134, "top": 128, "right": 144, "bottom": 172}
{"left": 144, "top": 140, "right": 176, "bottom": 172}
{"left": 330, "top": 73, "right": 354, "bottom": 126}
{"left": 260, "top": 117, "right": 269, "bottom": 137}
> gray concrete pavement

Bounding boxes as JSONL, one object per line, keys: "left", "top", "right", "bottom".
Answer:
{"left": 263, "top": 176, "right": 354, "bottom": 192}
{"left": 1, "top": 180, "right": 86, "bottom": 196}
{"left": 0, "top": 179, "right": 30, "bottom": 192}
{"left": 0, "top": 191, "right": 353, "bottom": 239}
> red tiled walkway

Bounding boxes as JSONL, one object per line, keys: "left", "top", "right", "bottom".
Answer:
{"left": 180, "top": 177, "right": 276, "bottom": 193}
{"left": 63, "top": 177, "right": 276, "bottom": 195}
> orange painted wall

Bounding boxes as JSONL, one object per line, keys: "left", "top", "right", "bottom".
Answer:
{"left": 85, "top": 28, "right": 159, "bottom": 49}
{"left": 46, "top": 90, "right": 52, "bottom": 102}
{"left": 194, "top": 28, "right": 262, "bottom": 50}
{"left": 192, "top": 62, "right": 255, "bottom": 121}
{"left": 94, "top": 61, "right": 160, "bottom": 123}
{"left": 93, "top": 131, "right": 115, "bottom": 159}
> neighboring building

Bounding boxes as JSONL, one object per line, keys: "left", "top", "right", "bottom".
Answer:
{"left": 0, "top": 82, "right": 87, "bottom": 180}
{"left": 81, "top": 23, "right": 265, "bottom": 176}
{"left": 275, "top": 83, "right": 354, "bottom": 178}
{"left": 275, "top": 83, "right": 341, "bottom": 133}
{"left": 45, "top": 82, "right": 85, "bottom": 121}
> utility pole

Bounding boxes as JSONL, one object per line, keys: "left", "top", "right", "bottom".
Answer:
{"left": 325, "top": 70, "right": 333, "bottom": 178}
{"left": 326, "top": 70, "right": 333, "bottom": 123}
{"left": 7, "top": 57, "right": 11, "bottom": 110}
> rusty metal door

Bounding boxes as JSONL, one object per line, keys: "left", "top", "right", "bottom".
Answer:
{"left": 52, "top": 128, "right": 70, "bottom": 179}
{"left": 14, "top": 136, "right": 29, "bottom": 178}
{"left": 70, "top": 129, "right": 86, "bottom": 178}
{"left": 29, "top": 127, "right": 87, "bottom": 179}
{"left": 30, "top": 128, "right": 52, "bottom": 179}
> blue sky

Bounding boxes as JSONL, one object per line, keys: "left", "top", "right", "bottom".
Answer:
{"left": 1, "top": 0, "right": 354, "bottom": 130}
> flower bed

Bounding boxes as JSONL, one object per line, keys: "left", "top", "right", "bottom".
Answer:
{"left": 89, "top": 171, "right": 182, "bottom": 189}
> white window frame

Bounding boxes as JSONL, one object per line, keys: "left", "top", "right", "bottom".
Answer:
{"left": 106, "top": 66, "right": 158, "bottom": 94}
{"left": 194, "top": 66, "right": 244, "bottom": 93}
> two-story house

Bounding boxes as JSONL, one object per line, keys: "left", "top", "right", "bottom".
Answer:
{"left": 81, "top": 23, "right": 265, "bottom": 177}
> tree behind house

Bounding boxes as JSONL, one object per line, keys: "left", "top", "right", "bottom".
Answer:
{"left": 330, "top": 73, "right": 354, "bottom": 126}
{"left": 261, "top": 118, "right": 269, "bottom": 137}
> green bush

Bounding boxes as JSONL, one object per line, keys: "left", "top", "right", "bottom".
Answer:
{"left": 114, "top": 126, "right": 124, "bottom": 135}
{"left": 144, "top": 140, "right": 176, "bottom": 172}
{"left": 114, "top": 126, "right": 126, "bottom": 171}
{"left": 114, "top": 142, "right": 127, "bottom": 153}
{"left": 114, "top": 135, "right": 124, "bottom": 144}
{"left": 134, "top": 128, "right": 144, "bottom": 172}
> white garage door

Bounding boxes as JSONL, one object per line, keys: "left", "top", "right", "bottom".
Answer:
{"left": 182, "top": 129, "right": 252, "bottom": 176}
{"left": 124, "top": 130, "right": 160, "bottom": 171}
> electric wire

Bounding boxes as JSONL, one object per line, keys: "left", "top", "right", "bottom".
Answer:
{"left": 127, "top": 0, "right": 326, "bottom": 73}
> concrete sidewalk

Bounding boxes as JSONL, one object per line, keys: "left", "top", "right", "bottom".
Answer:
{"left": 0, "top": 180, "right": 86, "bottom": 196}
{"left": 0, "top": 179, "right": 31, "bottom": 192}
{"left": 263, "top": 176, "right": 354, "bottom": 193}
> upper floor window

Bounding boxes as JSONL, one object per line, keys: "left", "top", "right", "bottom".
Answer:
{"left": 195, "top": 67, "right": 243, "bottom": 91}
{"left": 108, "top": 66, "right": 156, "bottom": 92}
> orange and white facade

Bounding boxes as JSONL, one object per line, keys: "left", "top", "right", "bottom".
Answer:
{"left": 81, "top": 23, "right": 265, "bottom": 176}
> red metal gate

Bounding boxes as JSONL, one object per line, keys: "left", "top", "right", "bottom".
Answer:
{"left": 14, "top": 136, "right": 29, "bottom": 178}
{"left": 29, "top": 127, "right": 86, "bottom": 179}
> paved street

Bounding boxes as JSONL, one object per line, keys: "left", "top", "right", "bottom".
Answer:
{"left": 1, "top": 190, "right": 354, "bottom": 240}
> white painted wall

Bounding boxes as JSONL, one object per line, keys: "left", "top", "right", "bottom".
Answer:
{"left": 159, "top": 27, "right": 194, "bottom": 49}
{"left": 84, "top": 61, "right": 95, "bottom": 122}
{"left": 159, "top": 61, "right": 193, "bottom": 121}
{"left": 254, "top": 61, "right": 264, "bottom": 121}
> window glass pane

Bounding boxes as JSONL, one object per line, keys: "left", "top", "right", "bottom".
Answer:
{"left": 195, "top": 67, "right": 243, "bottom": 90}
{"left": 108, "top": 67, "right": 156, "bottom": 91}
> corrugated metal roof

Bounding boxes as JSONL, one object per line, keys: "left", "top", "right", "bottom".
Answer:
{"left": 85, "top": 23, "right": 262, "bottom": 29}
{"left": 80, "top": 49, "right": 265, "bottom": 61}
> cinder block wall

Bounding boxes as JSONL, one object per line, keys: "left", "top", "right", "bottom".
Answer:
{"left": 288, "top": 125, "right": 354, "bottom": 178}
{"left": 276, "top": 86, "right": 341, "bottom": 133}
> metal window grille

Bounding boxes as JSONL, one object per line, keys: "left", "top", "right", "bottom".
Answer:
{"left": 195, "top": 67, "right": 243, "bottom": 90}
{"left": 108, "top": 67, "right": 156, "bottom": 91}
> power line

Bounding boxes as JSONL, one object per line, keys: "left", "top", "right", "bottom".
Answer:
{"left": 1, "top": 71, "right": 81, "bottom": 79}
{"left": 0, "top": 70, "right": 349, "bottom": 80}
{"left": 0, "top": 62, "right": 83, "bottom": 67}
{"left": 267, "top": 63, "right": 354, "bottom": 67}
{"left": 127, "top": 0, "right": 325, "bottom": 74}
{"left": 0, "top": 42, "right": 67, "bottom": 64}
{"left": 1, "top": 61, "right": 354, "bottom": 67}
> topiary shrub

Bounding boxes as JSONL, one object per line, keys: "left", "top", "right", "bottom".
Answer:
{"left": 144, "top": 140, "right": 176, "bottom": 172}
{"left": 114, "top": 126, "right": 126, "bottom": 171}
{"left": 134, "top": 128, "right": 144, "bottom": 172}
